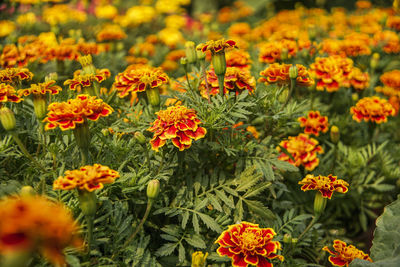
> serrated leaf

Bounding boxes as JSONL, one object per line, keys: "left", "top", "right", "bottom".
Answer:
{"left": 244, "top": 199, "right": 276, "bottom": 220}
{"left": 243, "top": 182, "right": 271, "bottom": 199}
{"left": 160, "top": 234, "right": 179, "bottom": 242}
{"left": 270, "top": 159, "right": 298, "bottom": 172}
{"left": 222, "top": 185, "right": 238, "bottom": 196}
{"left": 185, "top": 234, "right": 206, "bottom": 249}
{"left": 155, "top": 243, "right": 178, "bottom": 257}
{"left": 215, "top": 189, "right": 235, "bottom": 208}
{"left": 198, "top": 213, "right": 222, "bottom": 232}
{"left": 194, "top": 197, "right": 209, "bottom": 211}
{"left": 192, "top": 214, "right": 200, "bottom": 233}
{"left": 207, "top": 193, "right": 222, "bottom": 212}
{"left": 181, "top": 211, "right": 190, "bottom": 229}
{"left": 178, "top": 243, "right": 185, "bottom": 263}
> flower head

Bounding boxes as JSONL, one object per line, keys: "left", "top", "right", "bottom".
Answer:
{"left": 0, "top": 195, "right": 82, "bottom": 266}
{"left": 298, "top": 111, "right": 329, "bottom": 136}
{"left": 323, "top": 240, "right": 373, "bottom": 266}
{"left": 96, "top": 24, "right": 127, "bottom": 42}
{"left": 0, "top": 83, "right": 23, "bottom": 103}
{"left": 259, "top": 63, "right": 314, "bottom": 87}
{"left": 147, "top": 105, "right": 207, "bottom": 151}
{"left": 277, "top": 133, "right": 324, "bottom": 171}
{"left": 0, "top": 68, "right": 33, "bottom": 84}
{"left": 226, "top": 49, "right": 252, "bottom": 69}
{"left": 350, "top": 96, "right": 395, "bottom": 123}
{"left": 64, "top": 69, "right": 110, "bottom": 92}
{"left": 197, "top": 39, "right": 237, "bottom": 54}
{"left": 44, "top": 94, "right": 113, "bottom": 131}
{"left": 114, "top": 65, "right": 169, "bottom": 98}
{"left": 375, "top": 70, "right": 400, "bottom": 97}
{"left": 192, "top": 251, "right": 208, "bottom": 267}
{"left": 54, "top": 164, "right": 119, "bottom": 192}
{"left": 350, "top": 68, "right": 369, "bottom": 90}
{"left": 299, "top": 174, "right": 349, "bottom": 199}
{"left": 18, "top": 80, "right": 61, "bottom": 97}
{"left": 215, "top": 221, "right": 284, "bottom": 267}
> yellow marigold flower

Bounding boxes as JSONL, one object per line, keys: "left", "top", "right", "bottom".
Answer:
{"left": 165, "top": 14, "right": 186, "bottom": 29}
{"left": 147, "top": 105, "right": 207, "bottom": 152}
{"left": 0, "top": 195, "right": 82, "bottom": 266}
{"left": 298, "top": 111, "right": 329, "bottom": 136}
{"left": 43, "top": 94, "right": 113, "bottom": 131}
{"left": 64, "top": 69, "right": 111, "bottom": 92}
{"left": 114, "top": 65, "right": 169, "bottom": 98}
{"left": 54, "top": 164, "right": 120, "bottom": 192}
{"left": 350, "top": 96, "right": 395, "bottom": 123}
{"left": 277, "top": 133, "right": 324, "bottom": 171}
{"left": 299, "top": 174, "right": 349, "bottom": 199}
{"left": 0, "top": 83, "right": 23, "bottom": 103}
{"left": 350, "top": 68, "right": 369, "bottom": 90}
{"left": 0, "top": 44, "right": 26, "bottom": 68}
{"left": 246, "top": 126, "right": 260, "bottom": 139}
{"left": 387, "top": 16, "right": 400, "bottom": 31}
{"left": 0, "top": 21, "right": 15, "bottom": 38}
{"left": 42, "top": 5, "right": 87, "bottom": 26}
{"left": 228, "top": 22, "right": 252, "bottom": 39}
{"left": 97, "top": 24, "right": 127, "bottom": 42}
{"left": 18, "top": 80, "right": 61, "bottom": 97}
{"left": 226, "top": 49, "right": 252, "bottom": 70}
{"left": 95, "top": 5, "right": 118, "bottom": 20}
{"left": 124, "top": 6, "right": 156, "bottom": 25}
{"left": 16, "top": 12, "right": 37, "bottom": 25}
{"left": 158, "top": 28, "right": 185, "bottom": 48}
{"left": 192, "top": 251, "right": 208, "bottom": 267}
{"left": 323, "top": 240, "right": 373, "bottom": 266}
{"left": 377, "top": 70, "right": 400, "bottom": 97}
{"left": 259, "top": 63, "right": 314, "bottom": 87}
{"left": 0, "top": 67, "right": 33, "bottom": 84}
{"left": 215, "top": 221, "right": 284, "bottom": 267}
{"left": 197, "top": 39, "right": 237, "bottom": 54}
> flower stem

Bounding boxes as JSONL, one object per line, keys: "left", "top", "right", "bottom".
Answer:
{"left": 282, "top": 78, "right": 296, "bottom": 110}
{"left": 86, "top": 215, "right": 94, "bottom": 254}
{"left": 217, "top": 74, "right": 225, "bottom": 97}
{"left": 298, "top": 214, "right": 320, "bottom": 241}
{"left": 185, "top": 71, "right": 193, "bottom": 91}
{"left": 11, "top": 132, "right": 46, "bottom": 172}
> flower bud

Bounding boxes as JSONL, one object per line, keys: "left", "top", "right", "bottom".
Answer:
{"left": 283, "top": 233, "right": 292, "bottom": 243}
{"left": 351, "top": 93, "right": 359, "bottom": 102}
{"left": 0, "top": 107, "right": 16, "bottom": 131}
{"left": 185, "top": 41, "right": 197, "bottom": 64}
{"left": 147, "top": 179, "right": 160, "bottom": 200}
{"left": 289, "top": 65, "right": 298, "bottom": 80}
{"left": 191, "top": 251, "right": 208, "bottom": 267}
{"left": 196, "top": 50, "right": 206, "bottom": 61}
{"left": 20, "top": 186, "right": 35, "bottom": 196}
{"left": 134, "top": 131, "right": 146, "bottom": 144}
{"left": 78, "top": 55, "right": 96, "bottom": 75}
{"left": 313, "top": 191, "right": 327, "bottom": 216}
{"left": 146, "top": 87, "right": 160, "bottom": 107}
{"left": 78, "top": 190, "right": 97, "bottom": 217}
{"left": 180, "top": 57, "right": 188, "bottom": 66}
{"left": 45, "top": 72, "right": 58, "bottom": 82}
{"left": 279, "top": 88, "right": 289, "bottom": 103}
{"left": 330, "top": 125, "right": 340, "bottom": 144}
{"left": 33, "top": 96, "right": 47, "bottom": 120}
{"left": 291, "top": 238, "right": 298, "bottom": 244}
{"left": 211, "top": 52, "right": 227, "bottom": 76}
{"left": 281, "top": 48, "right": 288, "bottom": 61}
{"left": 370, "top": 53, "right": 380, "bottom": 70}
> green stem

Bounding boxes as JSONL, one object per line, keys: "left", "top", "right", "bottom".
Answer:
{"left": 86, "top": 215, "right": 94, "bottom": 254}
{"left": 185, "top": 71, "right": 193, "bottom": 91}
{"left": 217, "top": 74, "right": 225, "bottom": 97}
{"left": 11, "top": 132, "right": 46, "bottom": 172}
{"left": 298, "top": 214, "right": 319, "bottom": 241}
{"left": 80, "top": 147, "right": 89, "bottom": 165}
{"left": 144, "top": 144, "right": 151, "bottom": 170}
{"left": 282, "top": 79, "right": 296, "bottom": 110}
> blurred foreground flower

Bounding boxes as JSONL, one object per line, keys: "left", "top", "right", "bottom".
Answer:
{"left": 350, "top": 96, "right": 395, "bottom": 123}
{"left": 375, "top": 70, "right": 400, "bottom": 97}
{"left": 323, "top": 240, "right": 372, "bottom": 266}
{"left": 0, "top": 195, "right": 82, "bottom": 266}
{"left": 147, "top": 105, "right": 206, "bottom": 151}
{"left": 215, "top": 221, "right": 284, "bottom": 267}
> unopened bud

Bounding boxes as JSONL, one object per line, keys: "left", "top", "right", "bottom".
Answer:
{"left": 45, "top": 72, "right": 58, "bottom": 82}
{"left": 78, "top": 190, "right": 97, "bottom": 217}
{"left": 20, "top": 186, "right": 35, "bottom": 196}
{"left": 0, "top": 107, "right": 16, "bottom": 131}
{"left": 180, "top": 57, "right": 188, "bottom": 66}
{"left": 185, "top": 41, "right": 197, "bottom": 64}
{"left": 33, "top": 96, "right": 47, "bottom": 120}
{"left": 191, "top": 251, "right": 208, "bottom": 267}
{"left": 352, "top": 93, "right": 359, "bottom": 102}
{"left": 313, "top": 191, "right": 327, "bottom": 216}
{"left": 134, "top": 131, "right": 146, "bottom": 144}
{"left": 212, "top": 52, "right": 227, "bottom": 76}
{"left": 289, "top": 65, "right": 298, "bottom": 79}
{"left": 146, "top": 87, "right": 160, "bottom": 107}
{"left": 279, "top": 88, "right": 289, "bottom": 103}
{"left": 330, "top": 125, "right": 340, "bottom": 144}
{"left": 283, "top": 233, "right": 292, "bottom": 243}
{"left": 196, "top": 50, "right": 206, "bottom": 60}
{"left": 370, "top": 53, "right": 380, "bottom": 70}
{"left": 147, "top": 179, "right": 160, "bottom": 200}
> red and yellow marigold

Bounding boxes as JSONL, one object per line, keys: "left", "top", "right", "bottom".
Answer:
{"left": 226, "top": 49, "right": 252, "bottom": 70}
{"left": 147, "top": 105, "right": 206, "bottom": 151}
{"left": 18, "top": 80, "right": 61, "bottom": 96}
{"left": 310, "top": 56, "right": 349, "bottom": 92}
{"left": 298, "top": 111, "right": 329, "bottom": 136}
{"left": 323, "top": 240, "right": 373, "bottom": 266}
{"left": 350, "top": 68, "right": 369, "bottom": 91}
{"left": 113, "top": 65, "right": 169, "bottom": 98}
{"left": 0, "top": 195, "right": 82, "bottom": 266}
{"left": 0, "top": 67, "right": 33, "bottom": 84}
{"left": 0, "top": 83, "right": 23, "bottom": 103}
{"left": 277, "top": 133, "right": 324, "bottom": 171}
{"left": 350, "top": 96, "right": 395, "bottom": 123}
{"left": 375, "top": 70, "right": 400, "bottom": 97}
{"left": 54, "top": 164, "right": 120, "bottom": 192}
{"left": 259, "top": 63, "right": 314, "bottom": 87}
{"left": 96, "top": 24, "right": 127, "bottom": 42}
{"left": 215, "top": 221, "right": 284, "bottom": 267}
{"left": 299, "top": 174, "right": 349, "bottom": 199}
{"left": 43, "top": 94, "right": 113, "bottom": 131}
{"left": 196, "top": 39, "right": 237, "bottom": 54}
{"left": 64, "top": 69, "right": 111, "bottom": 92}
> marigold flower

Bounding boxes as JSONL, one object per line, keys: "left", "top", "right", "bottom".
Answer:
{"left": 158, "top": 28, "right": 185, "bottom": 48}
{"left": 0, "top": 195, "right": 82, "bottom": 266}
{"left": 226, "top": 49, "right": 252, "bottom": 69}
{"left": 95, "top": 5, "right": 118, "bottom": 20}
{"left": 54, "top": 164, "right": 119, "bottom": 192}
{"left": 0, "top": 83, "right": 23, "bottom": 103}
{"left": 114, "top": 65, "right": 169, "bottom": 98}
{"left": 147, "top": 105, "right": 206, "bottom": 151}
{"left": 323, "top": 240, "right": 373, "bottom": 266}
{"left": 259, "top": 63, "right": 314, "bottom": 87}
{"left": 197, "top": 39, "right": 237, "bottom": 54}
{"left": 376, "top": 70, "right": 400, "bottom": 97}
{"left": 277, "top": 133, "right": 324, "bottom": 171}
{"left": 96, "top": 24, "right": 127, "bottom": 42}
{"left": 0, "top": 20, "right": 15, "bottom": 38}
{"left": 215, "top": 221, "right": 284, "bottom": 267}
{"left": 0, "top": 67, "right": 33, "bottom": 84}
{"left": 298, "top": 111, "right": 329, "bottom": 136}
{"left": 64, "top": 69, "right": 111, "bottom": 92}
{"left": 310, "top": 56, "right": 348, "bottom": 92}
{"left": 258, "top": 42, "right": 282, "bottom": 64}
{"left": 299, "top": 174, "right": 349, "bottom": 199}
{"left": 350, "top": 96, "right": 395, "bottom": 123}
{"left": 18, "top": 80, "right": 61, "bottom": 97}
{"left": 373, "top": 31, "right": 400, "bottom": 54}
{"left": 350, "top": 68, "right": 369, "bottom": 90}
{"left": 0, "top": 44, "right": 26, "bottom": 68}
{"left": 44, "top": 94, "right": 113, "bottom": 131}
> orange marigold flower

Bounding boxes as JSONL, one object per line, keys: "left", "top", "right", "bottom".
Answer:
{"left": 299, "top": 174, "right": 349, "bottom": 199}
{"left": 114, "top": 65, "right": 169, "bottom": 98}
{"left": 226, "top": 49, "right": 252, "bottom": 70}
{"left": 310, "top": 56, "right": 347, "bottom": 92}
{"left": 197, "top": 39, "right": 237, "bottom": 54}
{"left": 64, "top": 69, "right": 111, "bottom": 92}
{"left": 54, "top": 164, "right": 120, "bottom": 192}
{"left": 200, "top": 67, "right": 255, "bottom": 97}
{"left": 298, "top": 111, "right": 329, "bottom": 136}
{"left": 0, "top": 83, "right": 23, "bottom": 103}
{"left": 323, "top": 240, "right": 373, "bottom": 266}
{"left": 259, "top": 63, "right": 314, "bottom": 87}
{"left": 380, "top": 70, "right": 400, "bottom": 90}
{"left": 0, "top": 67, "right": 33, "bottom": 84}
{"left": 18, "top": 80, "right": 61, "bottom": 96}
{"left": 350, "top": 68, "right": 369, "bottom": 90}
{"left": 215, "top": 221, "right": 284, "bottom": 267}
{"left": 386, "top": 16, "right": 400, "bottom": 31}
{"left": 389, "top": 96, "right": 400, "bottom": 116}
{"left": 350, "top": 96, "right": 395, "bottom": 123}
{"left": 373, "top": 31, "right": 400, "bottom": 54}
{"left": 258, "top": 42, "right": 281, "bottom": 64}
{"left": 0, "top": 195, "right": 82, "bottom": 266}
{"left": 147, "top": 105, "right": 207, "bottom": 151}
{"left": 96, "top": 24, "right": 127, "bottom": 42}
{"left": 0, "top": 44, "right": 27, "bottom": 68}
{"left": 43, "top": 94, "right": 113, "bottom": 131}
{"left": 277, "top": 133, "right": 324, "bottom": 171}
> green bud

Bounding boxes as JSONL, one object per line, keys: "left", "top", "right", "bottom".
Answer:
{"left": 180, "top": 57, "right": 188, "bottom": 66}
{"left": 313, "top": 191, "right": 327, "bottom": 216}
{"left": 20, "top": 186, "right": 35, "bottom": 196}
{"left": 0, "top": 107, "right": 16, "bottom": 131}
{"left": 196, "top": 50, "right": 206, "bottom": 60}
{"left": 45, "top": 72, "right": 58, "bottom": 82}
{"left": 370, "top": 53, "right": 380, "bottom": 70}
{"left": 191, "top": 251, "right": 208, "bottom": 267}
{"left": 289, "top": 65, "right": 298, "bottom": 80}
{"left": 330, "top": 125, "right": 340, "bottom": 144}
{"left": 134, "top": 131, "right": 146, "bottom": 144}
{"left": 78, "top": 190, "right": 97, "bottom": 217}
{"left": 147, "top": 179, "right": 160, "bottom": 200}
{"left": 146, "top": 87, "right": 160, "bottom": 107}
{"left": 279, "top": 88, "right": 289, "bottom": 103}
{"left": 33, "top": 96, "right": 47, "bottom": 120}
{"left": 211, "top": 52, "right": 227, "bottom": 76}
{"left": 185, "top": 41, "right": 197, "bottom": 64}
{"left": 283, "top": 233, "right": 292, "bottom": 243}
{"left": 281, "top": 48, "right": 288, "bottom": 61}
{"left": 291, "top": 238, "right": 298, "bottom": 244}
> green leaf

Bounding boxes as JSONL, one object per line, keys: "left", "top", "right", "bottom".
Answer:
{"left": 185, "top": 234, "right": 206, "bottom": 249}
{"left": 243, "top": 182, "right": 271, "bottom": 199}
{"left": 194, "top": 197, "right": 209, "bottom": 211}
{"left": 215, "top": 189, "right": 235, "bottom": 208}
{"left": 270, "top": 159, "right": 298, "bottom": 172}
{"left": 192, "top": 214, "right": 200, "bottom": 233}
{"left": 160, "top": 234, "right": 179, "bottom": 242}
{"left": 155, "top": 243, "right": 178, "bottom": 257}
{"left": 243, "top": 199, "right": 276, "bottom": 220}
{"left": 198, "top": 212, "right": 222, "bottom": 232}
{"left": 207, "top": 193, "right": 222, "bottom": 212}
{"left": 181, "top": 211, "right": 190, "bottom": 229}
{"left": 178, "top": 243, "right": 185, "bottom": 263}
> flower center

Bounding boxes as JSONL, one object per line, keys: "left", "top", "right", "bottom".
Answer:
{"left": 239, "top": 229, "right": 262, "bottom": 250}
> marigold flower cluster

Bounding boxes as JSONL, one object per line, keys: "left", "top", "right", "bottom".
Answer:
{"left": 298, "top": 111, "right": 329, "bottom": 136}
{"left": 218, "top": 1, "right": 254, "bottom": 23}
{"left": 215, "top": 221, "right": 284, "bottom": 267}
{"left": 350, "top": 96, "right": 395, "bottom": 123}
{"left": 323, "top": 240, "right": 373, "bottom": 266}
{"left": 96, "top": 24, "right": 127, "bottom": 42}
{"left": 258, "top": 40, "right": 297, "bottom": 63}
{"left": 197, "top": 39, "right": 237, "bottom": 54}
{"left": 64, "top": 69, "right": 111, "bottom": 92}
{"left": 114, "top": 65, "right": 169, "bottom": 98}
{"left": 0, "top": 195, "right": 82, "bottom": 266}
{"left": 226, "top": 49, "right": 252, "bottom": 69}
{"left": 42, "top": 4, "right": 87, "bottom": 26}
{"left": 147, "top": 105, "right": 207, "bottom": 151}
{"left": 44, "top": 94, "right": 113, "bottom": 131}
{"left": 299, "top": 174, "right": 349, "bottom": 199}
{"left": 18, "top": 80, "right": 61, "bottom": 97}
{"left": 375, "top": 70, "right": 400, "bottom": 97}
{"left": 277, "top": 133, "right": 324, "bottom": 171}
{"left": 54, "top": 164, "right": 120, "bottom": 192}
{"left": 259, "top": 63, "right": 314, "bottom": 87}
{"left": 0, "top": 68, "right": 33, "bottom": 84}
{"left": 0, "top": 83, "right": 23, "bottom": 103}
